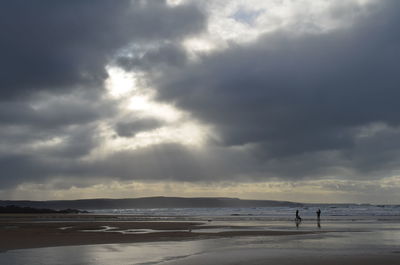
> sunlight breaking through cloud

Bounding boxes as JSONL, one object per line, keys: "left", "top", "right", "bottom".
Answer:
{"left": 1, "top": 0, "right": 399, "bottom": 203}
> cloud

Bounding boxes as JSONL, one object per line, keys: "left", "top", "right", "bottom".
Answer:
{"left": 0, "top": 140, "right": 263, "bottom": 189}
{"left": 0, "top": 90, "right": 113, "bottom": 129}
{"left": 0, "top": 0, "right": 206, "bottom": 189}
{"left": 115, "top": 119, "right": 164, "bottom": 137}
{"left": 90, "top": 144, "right": 258, "bottom": 182}
{"left": 0, "top": 0, "right": 205, "bottom": 98}
{"left": 150, "top": 0, "right": 400, "bottom": 179}
{"left": 1, "top": 0, "right": 400, "bottom": 203}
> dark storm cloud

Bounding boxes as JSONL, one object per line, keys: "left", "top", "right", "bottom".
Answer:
{"left": 0, "top": 0, "right": 206, "bottom": 189}
{"left": 0, "top": 95, "right": 111, "bottom": 129}
{"left": 0, "top": 152, "right": 82, "bottom": 188}
{"left": 0, "top": 0, "right": 205, "bottom": 98}
{"left": 115, "top": 119, "right": 164, "bottom": 137}
{"left": 155, "top": 0, "right": 400, "bottom": 161}
{"left": 0, "top": 87, "right": 115, "bottom": 174}
{"left": 0, "top": 154, "right": 48, "bottom": 187}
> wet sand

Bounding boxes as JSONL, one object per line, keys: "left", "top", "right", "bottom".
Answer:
{"left": 157, "top": 248, "right": 400, "bottom": 265}
{"left": 0, "top": 214, "right": 317, "bottom": 251}
{"left": 1, "top": 214, "right": 399, "bottom": 265}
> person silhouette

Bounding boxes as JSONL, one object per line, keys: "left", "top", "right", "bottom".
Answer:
{"left": 295, "top": 210, "right": 302, "bottom": 229}
{"left": 295, "top": 210, "right": 302, "bottom": 221}
{"left": 316, "top": 209, "right": 321, "bottom": 220}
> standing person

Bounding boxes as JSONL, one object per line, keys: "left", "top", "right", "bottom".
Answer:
{"left": 316, "top": 209, "right": 321, "bottom": 220}
{"left": 295, "top": 210, "right": 301, "bottom": 221}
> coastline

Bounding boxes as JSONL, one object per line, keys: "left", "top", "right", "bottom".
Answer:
{"left": 0, "top": 214, "right": 319, "bottom": 251}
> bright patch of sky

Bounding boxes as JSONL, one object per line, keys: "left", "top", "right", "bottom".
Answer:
{"left": 91, "top": 66, "right": 212, "bottom": 159}
{"left": 182, "top": 0, "right": 376, "bottom": 54}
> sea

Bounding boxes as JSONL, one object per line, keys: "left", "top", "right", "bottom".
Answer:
{"left": 89, "top": 204, "right": 400, "bottom": 222}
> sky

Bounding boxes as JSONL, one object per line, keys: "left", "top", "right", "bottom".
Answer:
{"left": 1, "top": 0, "right": 400, "bottom": 203}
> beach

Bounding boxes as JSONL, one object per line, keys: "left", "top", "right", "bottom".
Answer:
{"left": 1, "top": 210, "right": 399, "bottom": 265}
{"left": 0, "top": 213, "right": 317, "bottom": 250}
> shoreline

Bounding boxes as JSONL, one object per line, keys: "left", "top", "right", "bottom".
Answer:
{"left": 0, "top": 214, "right": 321, "bottom": 251}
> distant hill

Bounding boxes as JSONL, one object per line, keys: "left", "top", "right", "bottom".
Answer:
{"left": 0, "top": 197, "right": 303, "bottom": 210}
{"left": 0, "top": 205, "right": 87, "bottom": 214}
